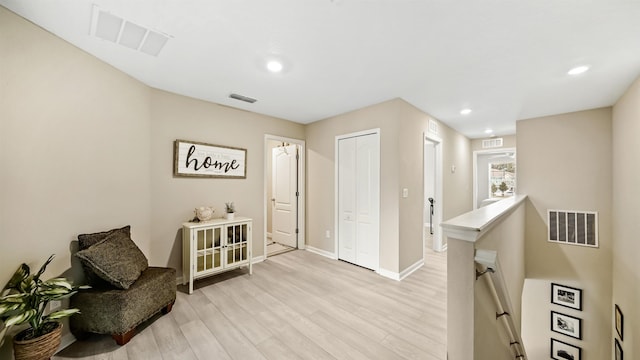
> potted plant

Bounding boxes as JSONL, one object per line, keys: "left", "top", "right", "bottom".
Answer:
{"left": 225, "top": 202, "right": 235, "bottom": 220}
{"left": 0, "top": 255, "right": 88, "bottom": 360}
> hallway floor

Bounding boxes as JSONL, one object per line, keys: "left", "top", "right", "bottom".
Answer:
{"left": 54, "top": 247, "right": 447, "bottom": 360}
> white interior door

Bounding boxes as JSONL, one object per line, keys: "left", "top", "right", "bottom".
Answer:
{"left": 424, "top": 140, "right": 436, "bottom": 249}
{"left": 338, "top": 138, "right": 357, "bottom": 264}
{"left": 272, "top": 145, "right": 298, "bottom": 248}
{"left": 338, "top": 132, "right": 380, "bottom": 270}
{"left": 424, "top": 134, "right": 445, "bottom": 252}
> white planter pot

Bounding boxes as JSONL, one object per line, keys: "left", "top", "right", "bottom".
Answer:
{"left": 226, "top": 213, "right": 235, "bottom": 220}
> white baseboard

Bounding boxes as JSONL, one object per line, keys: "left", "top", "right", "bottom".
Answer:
{"left": 377, "top": 258, "right": 425, "bottom": 281}
{"left": 305, "top": 246, "right": 337, "bottom": 259}
{"left": 377, "top": 268, "right": 400, "bottom": 281}
{"left": 399, "top": 258, "right": 424, "bottom": 280}
{"left": 252, "top": 255, "right": 265, "bottom": 263}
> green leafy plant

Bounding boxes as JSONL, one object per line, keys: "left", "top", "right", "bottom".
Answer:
{"left": 0, "top": 255, "right": 88, "bottom": 342}
{"left": 225, "top": 202, "right": 235, "bottom": 213}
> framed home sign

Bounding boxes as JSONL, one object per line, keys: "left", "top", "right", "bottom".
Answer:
{"left": 551, "top": 311, "right": 582, "bottom": 339}
{"left": 174, "top": 139, "right": 247, "bottom": 179}
{"left": 551, "top": 283, "right": 583, "bottom": 311}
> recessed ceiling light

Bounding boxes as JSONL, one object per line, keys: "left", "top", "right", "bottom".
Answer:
{"left": 568, "top": 65, "right": 589, "bottom": 75}
{"left": 460, "top": 108, "right": 472, "bottom": 115}
{"left": 484, "top": 129, "right": 493, "bottom": 134}
{"left": 266, "top": 60, "right": 283, "bottom": 73}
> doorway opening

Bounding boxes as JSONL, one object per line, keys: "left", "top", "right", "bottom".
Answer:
{"left": 424, "top": 132, "right": 445, "bottom": 252}
{"left": 264, "top": 135, "right": 306, "bottom": 259}
{"left": 472, "top": 148, "right": 516, "bottom": 209}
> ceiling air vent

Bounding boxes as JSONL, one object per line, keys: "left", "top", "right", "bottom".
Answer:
{"left": 90, "top": 6, "right": 170, "bottom": 57}
{"left": 229, "top": 93, "right": 257, "bottom": 104}
{"left": 548, "top": 210, "right": 598, "bottom": 248}
{"left": 482, "top": 138, "right": 503, "bottom": 149}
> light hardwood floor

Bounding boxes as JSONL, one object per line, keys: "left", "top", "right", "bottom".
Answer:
{"left": 54, "top": 248, "right": 446, "bottom": 360}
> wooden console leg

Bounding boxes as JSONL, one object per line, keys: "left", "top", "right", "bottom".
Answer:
{"left": 112, "top": 328, "right": 135, "bottom": 345}
{"left": 161, "top": 300, "right": 175, "bottom": 314}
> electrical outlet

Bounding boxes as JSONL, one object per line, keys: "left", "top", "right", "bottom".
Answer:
{"left": 325, "top": 230, "right": 331, "bottom": 239}
{"left": 49, "top": 300, "right": 61, "bottom": 311}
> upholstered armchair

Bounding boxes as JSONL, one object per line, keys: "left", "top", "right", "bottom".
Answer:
{"left": 70, "top": 226, "right": 176, "bottom": 345}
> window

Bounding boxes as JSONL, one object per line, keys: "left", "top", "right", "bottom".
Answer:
{"left": 489, "top": 161, "right": 516, "bottom": 199}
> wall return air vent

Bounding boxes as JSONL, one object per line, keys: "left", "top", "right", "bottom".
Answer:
{"left": 482, "top": 138, "right": 503, "bottom": 149}
{"left": 548, "top": 209, "right": 598, "bottom": 248}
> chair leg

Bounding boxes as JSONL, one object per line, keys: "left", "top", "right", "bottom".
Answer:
{"left": 161, "top": 300, "right": 175, "bottom": 314}
{"left": 112, "top": 328, "right": 136, "bottom": 345}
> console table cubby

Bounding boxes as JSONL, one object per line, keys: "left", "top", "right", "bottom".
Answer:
{"left": 182, "top": 217, "right": 252, "bottom": 294}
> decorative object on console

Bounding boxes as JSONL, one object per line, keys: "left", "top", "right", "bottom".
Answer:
{"left": 174, "top": 139, "right": 247, "bottom": 179}
{"left": 195, "top": 206, "right": 215, "bottom": 221}
{"left": 71, "top": 226, "right": 176, "bottom": 345}
{"left": 0, "top": 255, "right": 87, "bottom": 360}
{"left": 225, "top": 201, "right": 235, "bottom": 220}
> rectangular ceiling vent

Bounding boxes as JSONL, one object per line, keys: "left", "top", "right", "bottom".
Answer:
{"left": 482, "top": 138, "right": 503, "bottom": 149}
{"left": 548, "top": 210, "right": 598, "bottom": 248}
{"left": 229, "top": 93, "right": 257, "bottom": 103}
{"left": 90, "top": 6, "right": 170, "bottom": 57}
{"left": 428, "top": 119, "right": 439, "bottom": 136}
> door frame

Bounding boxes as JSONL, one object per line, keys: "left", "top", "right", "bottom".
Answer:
{"left": 423, "top": 132, "right": 445, "bottom": 252}
{"left": 334, "top": 128, "right": 381, "bottom": 270}
{"left": 472, "top": 147, "right": 516, "bottom": 210}
{"left": 263, "top": 134, "right": 306, "bottom": 260}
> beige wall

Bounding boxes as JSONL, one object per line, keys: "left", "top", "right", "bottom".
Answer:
{"left": 517, "top": 108, "right": 612, "bottom": 359}
{"left": 0, "top": 7, "right": 152, "bottom": 355}
{"left": 612, "top": 76, "right": 640, "bottom": 358}
{"left": 306, "top": 99, "right": 402, "bottom": 272}
{"left": 445, "top": 198, "right": 526, "bottom": 360}
{"left": 398, "top": 103, "right": 473, "bottom": 270}
{"left": 0, "top": 4, "right": 152, "bottom": 300}
{"left": 306, "top": 99, "right": 472, "bottom": 274}
{"left": 441, "top": 123, "right": 473, "bottom": 221}
{"left": 474, "top": 203, "right": 526, "bottom": 360}
{"left": 149, "top": 90, "right": 305, "bottom": 270}
{"left": 398, "top": 104, "right": 430, "bottom": 270}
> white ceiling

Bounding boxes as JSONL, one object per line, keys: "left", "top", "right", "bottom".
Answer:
{"left": 3, "top": 0, "right": 640, "bottom": 138}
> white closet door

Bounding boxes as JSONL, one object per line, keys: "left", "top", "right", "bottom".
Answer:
{"left": 272, "top": 145, "right": 298, "bottom": 248}
{"left": 338, "top": 138, "right": 357, "bottom": 264}
{"left": 338, "top": 132, "right": 380, "bottom": 270}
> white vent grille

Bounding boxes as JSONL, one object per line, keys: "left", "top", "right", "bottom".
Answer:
{"left": 428, "top": 119, "right": 439, "bottom": 136}
{"left": 91, "top": 6, "right": 170, "bottom": 57}
{"left": 548, "top": 210, "right": 598, "bottom": 248}
{"left": 482, "top": 138, "right": 503, "bottom": 148}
